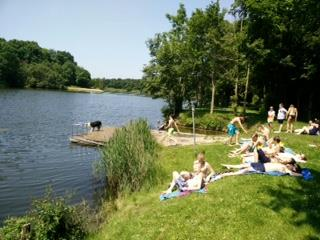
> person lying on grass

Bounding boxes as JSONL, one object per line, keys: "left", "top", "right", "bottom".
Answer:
{"left": 162, "top": 171, "right": 204, "bottom": 194}
{"left": 221, "top": 161, "right": 302, "bottom": 177}
{"left": 193, "top": 151, "right": 215, "bottom": 183}
{"left": 227, "top": 116, "right": 248, "bottom": 145}
{"left": 249, "top": 147, "right": 307, "bottom": 165}
{"left": 229, "top": 133, "right": 259, "bottom": 158}
{"left": 295, "top": 119, "right": 319, "bottom": 135}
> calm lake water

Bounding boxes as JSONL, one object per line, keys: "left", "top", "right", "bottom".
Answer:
{"left": 0, "top": 89, "right": 165, "bottom": 222}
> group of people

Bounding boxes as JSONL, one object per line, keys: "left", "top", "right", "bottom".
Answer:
{"left": 224, "top": 128, "right": 306, "bottom": 178}
{"left": 163, "top": 151, "right": 215, "bottom": 194}
{"left": 163, "top": 111, "right": 309, "bottom": 194}
{"left": 267, "top": 103, "right": 298, "bottom": 133}
{"left": 267, "top": 103, "right": 319, "bottom": 135}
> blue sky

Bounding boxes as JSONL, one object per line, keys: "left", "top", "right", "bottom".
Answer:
{"left": 0, "top": 0, "right": 233, "bottom": 78}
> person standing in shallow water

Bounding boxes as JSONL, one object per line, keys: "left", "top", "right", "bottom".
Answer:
{"left": 275, "top": 103, "right": 287, "bottom": 133}
{"left": 227, "top": 116, "right": 248, "bottom": 145}
{"left": 286, "top": 104, "right": 298, "bottom": 133}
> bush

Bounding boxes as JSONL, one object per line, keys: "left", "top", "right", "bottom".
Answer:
{"left": 0, "top": 191, "right": 88, "bottom": 240}
{"left": 179, "top": 112, "right": 231, "bottom": 131}
{"left": 99, "top": 119, "right": 159, "bottom": 199}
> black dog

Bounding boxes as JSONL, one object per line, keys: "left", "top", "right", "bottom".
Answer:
{"left": 86, "top": 121, "right": 102, "bottom": 131}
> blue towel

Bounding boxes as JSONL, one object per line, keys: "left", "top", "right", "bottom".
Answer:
{"left": 160, "top": 188, "right": 207, "bottom": 201}
{"left": 284, "top": 147, "right": 295, "bottom": 155}
{"left": 247, "top": 171, "right": 288, "bottom": 176}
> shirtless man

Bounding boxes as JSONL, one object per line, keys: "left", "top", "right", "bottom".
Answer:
{"left": 267, "top": 106, "right": 276, "bottom": 130}
{"left": 221, "top": 162, "right": 302, "bottom": 177}
{"left": 227, "top": 116, "right": 248, "bottom": 145}
{"left": 286, "top": 104, "right": 298, "bottom": 133}
{"left": 275, "top": 103, "right": 287, "bottom": 133}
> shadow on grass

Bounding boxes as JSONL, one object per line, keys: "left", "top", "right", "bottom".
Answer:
{"left": 263, "top": 169, "right": 320, "bottom": 239}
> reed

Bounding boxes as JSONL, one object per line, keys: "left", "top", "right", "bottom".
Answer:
{"left": 100, "top": 119, "right": 160, "bottom": 198}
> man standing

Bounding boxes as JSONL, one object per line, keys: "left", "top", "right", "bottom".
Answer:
{"left": 286, "top": 104, "right": 298, "bottom": 133}
{"left": 267, "top": 106, "right": 276, "bottom": 130}
{"left": 275, "top": 103, "right": 287, "bottom": 133}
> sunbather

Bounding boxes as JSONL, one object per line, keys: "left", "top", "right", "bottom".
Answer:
{"left": 229, "top": 133, "right": 259, "bottom": 157}
{"left": 193, "top": 151, "right": 215, "bottom": 183}
{"left": 295, "top": 120, "right": 319, "bottom": 135}
{"left": 273, "top": 152, "right": 307, "bottom": 164}
{"left": 257, "top": 125, "right": 270, "bottom": 141}
{"left": 221, "top": 162, "right": 302, "bottom": 177}
{"left": 163, "top": 171, "right": 204, "bottom": 194}
{"left": 264, "top": 136, "right": 282, "bottom": 155}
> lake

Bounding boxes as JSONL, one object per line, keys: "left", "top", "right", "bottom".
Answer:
{"left": 0, "top": 89, "right": 165, "bottom": 222}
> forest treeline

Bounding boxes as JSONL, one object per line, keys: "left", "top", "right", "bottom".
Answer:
{"left": 92, "top": 78, "right": 143, "bottom": 92}
{"left": 0, "top": 38, "right": 91, "bottom": 89}
{"left": 143, "top": 0, "right": 320, "bottom": 119}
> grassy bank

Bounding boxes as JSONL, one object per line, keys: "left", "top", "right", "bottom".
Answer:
{"left": 66, "top": 86, "right": 104, "bottom": 94}
{"left": 89, "top": 119, "right": 320, "bottom": 239}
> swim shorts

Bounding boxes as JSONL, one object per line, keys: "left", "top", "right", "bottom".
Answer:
{"left": 227, "top": 124, "right": 238, "bottom": 137}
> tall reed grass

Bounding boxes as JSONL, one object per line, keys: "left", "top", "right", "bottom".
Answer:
{"left": 99, "top": 119, "right": 160, "bottom": 198}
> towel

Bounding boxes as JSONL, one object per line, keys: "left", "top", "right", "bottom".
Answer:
{"left": 160, "top": 188, "right": 207, "bottom": 201}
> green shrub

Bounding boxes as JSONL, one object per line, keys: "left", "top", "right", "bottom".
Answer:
{"left": 99, "top": 119, "right": 159, "bottom": 199}
{"left": 179, "top": 112, "right": 231, "bottom": 131}
{"left": 0, "top": 191, "right": 88, "bottom": 240}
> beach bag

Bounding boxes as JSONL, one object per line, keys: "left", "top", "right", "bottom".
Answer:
{"left": 301, "top": 169, "right": 313, "bottom": 181}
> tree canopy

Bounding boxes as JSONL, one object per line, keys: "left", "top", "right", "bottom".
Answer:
{"left": 143, "top": 0, "right": 320, "bottom": 119}
{"left": 0, "top": 38, "right": 91, "bottom": 89}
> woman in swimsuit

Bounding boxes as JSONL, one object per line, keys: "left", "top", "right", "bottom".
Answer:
{"left": 220, "top": 162, "right": 302, "bottom": 177}
{"left": 193, "top": 151, "right": 215, "bottom": 183}
{"left": 227, "top": 116, "right": 248, "bottom": 145}
{"left": 286, "top": 104, "right": 298, "bottom": 133}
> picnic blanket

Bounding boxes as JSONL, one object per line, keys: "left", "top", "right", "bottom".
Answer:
{"left": 160, "top": 188, "right": 207, "bottom": 201}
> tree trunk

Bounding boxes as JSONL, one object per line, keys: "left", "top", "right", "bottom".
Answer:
{"left": 243, "top": 64, "right": 250, "bottom": 113}
{"left": 210, "top": 73, "right": 215, "bottom": 114}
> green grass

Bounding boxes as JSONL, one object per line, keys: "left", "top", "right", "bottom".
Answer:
{"left": 89, "top": 120, "right": 320, "bottom": 240}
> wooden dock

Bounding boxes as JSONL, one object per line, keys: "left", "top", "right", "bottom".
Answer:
{"left": 70, "top": 127, "right": 227, "bottom": 147}
{"left": 70, "top": 128, "right": 116, "bottom": 146}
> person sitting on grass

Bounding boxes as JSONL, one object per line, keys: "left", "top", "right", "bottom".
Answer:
{"left": 295, "top": 119, "right": 319, "bottom": 136}
{"left": 193, "top": 151, "right": 215, "bottom": 183}
{"left": 229, "top": 133, "right": 259, "bottom": 158}
{"left": 227, "top": 116, "right": 248, "bottom": 145}
{"left": 162, "top": 171, "right": 204, "bottom": 194}
{"left": 264, "top": 136, "right": 282, "bottom": 155}
{"left": 220, "top": 161, "right": 302, "bottom": 177}
{"left": 257, "top": 124, "right": 270, "bottom": 141}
